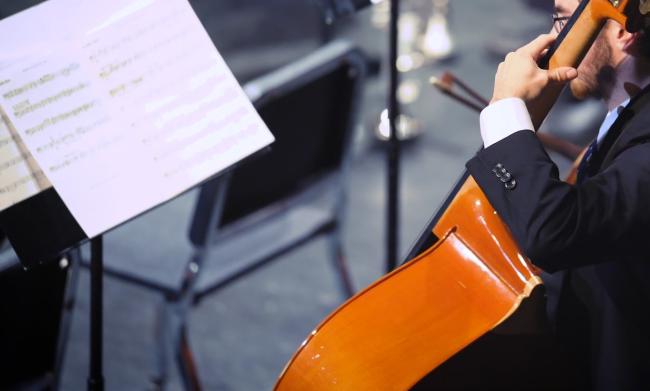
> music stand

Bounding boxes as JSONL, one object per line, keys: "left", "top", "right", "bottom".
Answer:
{"left": 0, "top": 244, "right": 79, "bottom": 390}
{"left": 90, "top": 40, "right": 366, "bottom": 389}
{"left": 0, "top": 188, "right": 100, "bottom": 389}
{"left": 0, "top": 38, "right": 270, "bottom": 391}
{"left": 0, "top": 147, "right": 268, "bottom": 391}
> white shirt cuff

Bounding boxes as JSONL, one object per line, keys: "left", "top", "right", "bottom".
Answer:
{"left": 479, "top": 98, "right": 534, "bottom": 148}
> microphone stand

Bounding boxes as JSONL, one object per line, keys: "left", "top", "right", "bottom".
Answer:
{"left": 386, "top": 0, "right": 401, "bottom": 272}
{"left": 311, "top": 0, "right": 402, "bottom": 271}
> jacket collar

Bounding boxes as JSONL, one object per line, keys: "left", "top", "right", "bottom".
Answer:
{"left": 589, "top": 84, "right": 650, "bottom": 172}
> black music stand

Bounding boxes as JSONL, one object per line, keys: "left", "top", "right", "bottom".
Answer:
{"left": 0, "top": 189, "right": 105, "bottom": 390}
{"left": 0, "top": 79, "right": 272, "bottom": 391}
{"left": 0, "top": 149, "right": 266, "bottom": 391}
{"left": 0, "top": 243, "right": 80, "bottom": 390}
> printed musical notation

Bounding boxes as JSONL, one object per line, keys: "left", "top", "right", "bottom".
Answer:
{"left": 0, "top": 111, "right": 51, "bottom": 209}
{"left": 0, "top": 0, "right": 274, "bottom": 236}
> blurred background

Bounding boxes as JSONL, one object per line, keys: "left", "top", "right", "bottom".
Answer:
{"left": 0, "top": 0, "right": 606, "bottom": 390}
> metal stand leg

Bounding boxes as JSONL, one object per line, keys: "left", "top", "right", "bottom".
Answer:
{"left": 177, "top": 325, "right": 201, "bottom": 391}
{"left": 151, "top": 297, "right": 172, "bottom": 390}
{"left": 152, "top": 175, "right": 228, "bottom": 390}
{"left": 153, "top": 292, "right": 202, "bottom": 391}
{"left": 88, "top": 236, "right": 104, "bottom": 391}
{"left": 327, "top": 229, "right": 355, "bottom": 298}
{"left": 152, "top": 251, "right": 206, "bottom": 391}
{"left": 53, "top": 248, "right": 82, "bottom": 390}
{"left": 165, "top": 290, "right": 202, "bottom": 391}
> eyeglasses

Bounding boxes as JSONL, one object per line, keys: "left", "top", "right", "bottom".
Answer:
{"left": 552, "top": 13, "right": 570, "bottom": 33}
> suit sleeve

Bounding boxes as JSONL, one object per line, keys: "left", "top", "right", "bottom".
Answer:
{"left": 466, "top": 130, "right": 650, "bottom": 272}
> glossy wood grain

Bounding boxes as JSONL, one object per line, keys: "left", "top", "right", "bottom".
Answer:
{"left": 274, "top": 178, "right": 542, "bottom": 391}
{"left": 274, "top": 231, "right": 539, "bottom": 390}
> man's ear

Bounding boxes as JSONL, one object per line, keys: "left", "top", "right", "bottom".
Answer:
{"left": 617, "top": 25, "right": 634, "bottom": 47}
{"left": 620, "top": 27, "right": 641, "bottom": 54}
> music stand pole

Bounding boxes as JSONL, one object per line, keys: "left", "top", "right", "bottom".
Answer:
{"left": 88, "top": 235, "right": 104, "bottom": 391}
{"left": 386, "top": 0, "right": 400, "bottom": 272}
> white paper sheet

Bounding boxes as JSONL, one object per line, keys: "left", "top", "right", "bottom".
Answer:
{"left": 0, "top": 0, "right": 274, "bottom": 237}
{"left": 0, "top": 109, "right": 51, "bottom": 210}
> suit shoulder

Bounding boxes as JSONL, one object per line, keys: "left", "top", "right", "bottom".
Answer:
{"left": 623, "top": 88, "right": 650, "bottom": 142}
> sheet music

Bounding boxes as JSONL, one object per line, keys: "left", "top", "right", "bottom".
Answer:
{"left": 0, "top": 53, "right": 55, "bottom": 210}
{"left": 0, "top": 0, "right": 274, "bottom": 237}
{"left": 0, "top": 109, "right": 51, "bottom": 210}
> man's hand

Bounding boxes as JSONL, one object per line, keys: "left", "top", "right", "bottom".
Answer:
{"left": 491, "top": 34, "right": 578, "bottom": 103}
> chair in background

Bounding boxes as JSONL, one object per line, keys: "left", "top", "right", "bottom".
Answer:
{"left": 94, "top": 40, "right": 367, "bottom": 390}
{"left": 166, "top": 39, "right": 367, "bottom": 390}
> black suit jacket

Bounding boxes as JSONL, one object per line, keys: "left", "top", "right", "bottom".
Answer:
{"left": 466, "top": 87, "right": 650, "bottom": 390}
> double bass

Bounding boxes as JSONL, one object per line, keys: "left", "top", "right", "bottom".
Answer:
{"left": 275, "top": 1, "right": 650, "bottom": 389}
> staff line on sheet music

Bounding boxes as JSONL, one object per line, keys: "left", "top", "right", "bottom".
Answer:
{"left": 150, "top": 102, "right": 247, "bottom": 161}
{"left": 0, "top": 170, "right": 46, "bottom": 194}
{"left": 86, "top": 3, "right": 186, "bottom": 62}
{"left": 13, "top": 82, "right": 90, "bottom": 119}
{"left": 97, "top": 26, "right": 192, "bottom": 80}
{"left": 3, "top": 63, "right": 81, "bottom": 100}
{"left": 23, "top": 101, "right": 98, "bottom": 136}
{"left": 34, "top": 116, "right": 110, "bottom": 154}
{"left": 162, "top": 122, "right": 259, "bottom": 180}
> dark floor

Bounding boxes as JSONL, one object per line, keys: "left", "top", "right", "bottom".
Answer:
{"left": 0, "top": 1, "right": 606, "bottom": 390}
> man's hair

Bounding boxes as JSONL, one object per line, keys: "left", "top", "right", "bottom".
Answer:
{"left": 638, "top": 27, "right": 650, "bottom": 57}
{"left": 630, "top": 7, "right": 650, "bottom": 58}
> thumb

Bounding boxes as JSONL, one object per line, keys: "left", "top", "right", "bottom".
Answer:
{"left": 520, "top": 33, "right": 557, "bottom": 60}
{"left": 547, "top": 67, "right": 578, "bottom": 83}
